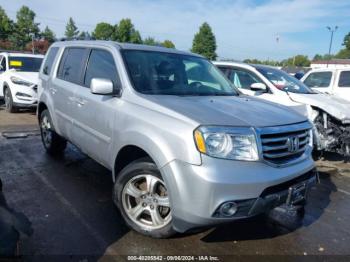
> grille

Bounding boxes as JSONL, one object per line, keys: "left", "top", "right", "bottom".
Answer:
{"left": 260, "top": 126, "right": 310, "bottom": 165}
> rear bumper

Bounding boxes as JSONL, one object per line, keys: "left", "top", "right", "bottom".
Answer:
{"left": 160, "top": 154, "right": 315, "bottom": 233}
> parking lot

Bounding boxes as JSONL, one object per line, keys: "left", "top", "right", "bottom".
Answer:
{"left": 1, "top": 104, "right": 350, "bottom": 260}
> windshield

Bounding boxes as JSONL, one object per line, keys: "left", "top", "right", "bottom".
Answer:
{"left": 9, "top": 56, "right": 43, "bottom": 72}
{"left": 123, "top": 50, "right": 239, "bottom": 96}
{"left": 256, "top": 66, "right": 316, "bottom": 94}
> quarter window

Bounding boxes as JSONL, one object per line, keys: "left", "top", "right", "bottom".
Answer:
{"left": 84, "top": 49, "right": 119, "bottom": 88}
{"left": 303, "top": 72, "right": 332, "bottom": 88}
{"left": 57, "top": 48, "right": 87, "bottom": 84}
{"left": 43, "top": 47, "right": 59, "bottom": 75}
{"left": 338, "top": 71, "right": 350, "bottom": 87}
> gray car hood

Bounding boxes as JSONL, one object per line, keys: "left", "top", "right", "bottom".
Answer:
{"left": 288, "top": 93, "right": 350, "bottom": 121}
{"left": 145, "top": 95, "right": 306, "bottom": 127}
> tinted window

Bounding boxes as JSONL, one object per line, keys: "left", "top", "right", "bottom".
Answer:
{"left": 8, "top": 56, "right": 43, "bottom": 72}
{"left": 43, "top": 47, "right": 59, "bottom": 75}
{"left": 123, "top": 50, "right": 238, "bottom": 96}
{"left": 58, "top": 48, "right": 87, "bottom": 84}
{"left": 304, "top": 72, "right": 332, "bottom": 88}
{"left": 84, "top": 49, "right": 118, "bottom": 88}
{"left": 228, "top": 69, "right": 262, "bottom": 89}
{"left": 338, "top": 71, "right": 350, "bottom": 87}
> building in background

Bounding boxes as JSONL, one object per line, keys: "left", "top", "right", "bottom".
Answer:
{"left": 311, "top": 59, "right": 350, "bottom": 69}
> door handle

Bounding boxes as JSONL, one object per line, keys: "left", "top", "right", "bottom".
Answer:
{"left": 49, "top": 87, "right": 57, "bottom": 94}
{"left": 76, "top": 98, "right": 86, "bottom": 106}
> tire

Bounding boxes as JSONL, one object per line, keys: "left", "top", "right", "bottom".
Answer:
{"left": 114, "top": 158, "right": 176, "bottom": 238}
{"left": 4, "top": 87, "right": 18, "bottom": 113}
{"left": 39, "top": 109, "right": 67, "bottom": 155}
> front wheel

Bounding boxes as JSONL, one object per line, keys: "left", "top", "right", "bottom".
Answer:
{"left": 114, "top": 158, "right": 176, "bottom": 238}
{"left": 39, "top": 109, "right": 67, "bottom": 155}
{"left": 4, "top": 87, "right": 17, "bottom": 113}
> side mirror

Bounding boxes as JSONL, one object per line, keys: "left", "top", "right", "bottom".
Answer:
{"left": 90, "top": 78, "right": 114, "bottom": 95}
{"left": 250, "top": 82, "right": 267, "bottom": 92}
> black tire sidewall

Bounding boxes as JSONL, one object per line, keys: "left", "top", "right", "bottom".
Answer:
{"left": 114, "top": 160, "right": 175, "bottom": 238}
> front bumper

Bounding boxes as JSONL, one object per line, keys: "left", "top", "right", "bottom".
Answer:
{"left": 160, "top": 154, "right": 315, "bottom": 232}
{"left": 11, "top": 84, "right": 38, "bottom": 107}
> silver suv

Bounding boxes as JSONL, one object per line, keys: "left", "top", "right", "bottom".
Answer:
{"left": 38, "top": 41, "right": 317, "bottom": 238}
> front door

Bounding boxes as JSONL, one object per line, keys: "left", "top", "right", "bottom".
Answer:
{"left": 71, "top": 48, "right": 121, "bottom": 166}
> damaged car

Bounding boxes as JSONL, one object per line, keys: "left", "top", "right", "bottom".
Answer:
{"left": 215, "top": 62, "right": 350, "bottom": 157}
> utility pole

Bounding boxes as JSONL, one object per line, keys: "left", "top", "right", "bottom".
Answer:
{"left": 31, "top": 33, "right": 35, "bottom": 54}
{"left": 326, "top": 26, "right": 338, "bottom": 68}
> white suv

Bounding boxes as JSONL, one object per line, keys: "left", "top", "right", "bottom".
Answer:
{"left": 0, "top": 52, "right": 44, "bottom": 112}
{"left": 301, "top": 68, "right": 350, "bottom": 102}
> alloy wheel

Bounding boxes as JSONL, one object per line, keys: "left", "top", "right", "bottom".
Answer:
{"left": 122, "top": 174, "right": 171, "bottom": 231}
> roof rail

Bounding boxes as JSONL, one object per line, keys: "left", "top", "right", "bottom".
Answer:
{"left": 59, "top": 36, "right": 96, "bottom": 41}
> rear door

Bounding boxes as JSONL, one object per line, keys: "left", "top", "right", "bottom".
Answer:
{"left": 51, "top": 47, "right": 89, "bottom": 140}
{"left": 71, "top": 47, "right": 121, "bottom": 166}
{"left": 335, "top": 70, "right": 350, "bottom": 101}
{"left": 302, "top": 71, "right": 334, "bottom": 94}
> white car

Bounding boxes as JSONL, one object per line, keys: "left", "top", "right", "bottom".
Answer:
{"left": 214, "top": 61, "right": 350, "bottom": 157}
{"left": 301, "top": 67, "right": 350, "bottom": 102}
{"left": 0, "top": 52, "right": 44, "bottom": 112}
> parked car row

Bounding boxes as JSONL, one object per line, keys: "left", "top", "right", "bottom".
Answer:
{"left": 0, "top": 41, "right": 348, "bottom": 239}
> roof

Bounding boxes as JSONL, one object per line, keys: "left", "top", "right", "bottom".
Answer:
{"left": 311, "top": 59, "right": 350, "bottom": 65}
{"left": 51, "top": 40, "right": 202, "bottom": 58}
{"left": 0, "top": 51, "right": 44, "bottom": 58}
{"left": 213, "top": 61, "right": 256, "bottom": 70}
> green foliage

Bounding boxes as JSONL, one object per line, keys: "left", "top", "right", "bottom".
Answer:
{"left": 342, "top": 32, "right": 350, "bottom": 50}
{"left": 79, "top": 31, "right": 91, "bottom": 40}
{"left": 65, "top": 17, "right": 79, "bottom": 38}
{"left": 162, "top": 40, "right": 175, "bottom": 48}
{"left": 41, "top": 26, "right": 55, "bottom": 43}
{"left": 0, "top": 6, "right": 13, "bottom": 40}
{"left": 92, "top": 22, "right": 114, "bottom": 40}
{"left": 143, "top": 37, "right": 159, "bottom": 46}
{"left": 283, "top": 55, "right": 310, "bottom": 67}
{"left": 191, "top": 22, "right": 217, "bottom": 60}
{"left": 335, "top": 48, "right": 350, "bottom": 59}
{"left": 10, "top": 6, "right": 40, "bottom": 49}
{"left": 243, "top": 59, "right": 281, "bottom": 66}
{"left": 115, "top": 19, "right": 142, "bottom": 44}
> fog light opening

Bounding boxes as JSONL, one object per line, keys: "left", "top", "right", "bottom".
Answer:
{"left": 220, "top": 201, "right": 238, "bottom": 217}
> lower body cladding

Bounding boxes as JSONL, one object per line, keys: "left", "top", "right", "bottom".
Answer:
{"left": 160, "top": 155, "right": 316, "bottom": 233}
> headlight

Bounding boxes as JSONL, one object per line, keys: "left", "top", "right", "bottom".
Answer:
{"left": 194, "top": 126, "right": 259, "bottom": 161}
{"left": 10, "top": 76, "right": 33, "bottom": 87}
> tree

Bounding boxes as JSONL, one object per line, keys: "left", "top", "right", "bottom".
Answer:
{"left": 342, "top": 32, "right": 350, "bottom": 50}
{"left": 162, "top": 40, "right": 175, "bottom": 48}
{"left": 78, "top": 31, "right": 91, "bottom": 40}
{"left": 65, "top": 17, "right": 79, "bottom": 38}
{"left": 191, "top": 22, "right": 217, "bottom": 60}
{"left": 11, "top": 6, "right": 40, "bottom": 49}
{"left": 92, "top": 22, "right": 114, "bottom": 40}
{"left": 115, "top": 19, "right": 142, "bottom": 43}
{"left": 335, "top": 48, "right": 350, "bottom": 59}
{"left": 41, "top": 26, "right": 55, "bottom": 43}
{"left": 0, "top": 6, "right": 13, "bottom": 40}
{"left": 143, "top": 37, "right": 159, "bottom": 46}
{"left": 283, "top": 55, "right": 310, "bottom": 67}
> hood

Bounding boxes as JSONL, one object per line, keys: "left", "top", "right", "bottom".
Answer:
{"left": 288, "top": 92, "right": 350, "bottom": 121}
{"left": 11, "top": 71, "right": 39, "bottom": 85}
{"left": 144, "top": 95, "right": 307, "bottom": 128}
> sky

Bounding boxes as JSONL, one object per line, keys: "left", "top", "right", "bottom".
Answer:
{"left": 1, "top": 0, "right": 350, "bottom": 60}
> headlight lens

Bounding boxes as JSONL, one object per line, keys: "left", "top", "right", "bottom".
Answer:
{"left": 10, "top": 76, "right": 33, "bottom": 87}
{"left": 194, "top": 126, "right": 259, "bottom": 161}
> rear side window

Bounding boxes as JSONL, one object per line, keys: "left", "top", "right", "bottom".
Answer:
{"left": 84, "top": 49, "right": 119, "bottom": 88}
{"left": 303, "top": 72, "right": 332, "bottom": 88}
{"left": 228, "top": 68, "right": 261, "bottom": 90}
{"left": 58, "top": 48, "right": 87, "bottom": 84}
{"left": 43, "top": 47, "right": 59, "bottom": 75}
{"left": 338, "top": 71, "right": 350, "bottom": 87}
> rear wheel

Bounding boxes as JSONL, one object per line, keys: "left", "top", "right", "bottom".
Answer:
{"left": 39, "top": 109, "right": 67, "bottom": 155}
{"left": 4, "top": 87, "right": 17, "bottom": 113}
{"left": 114, "top": 158, "right": 176, "bottom": 238}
